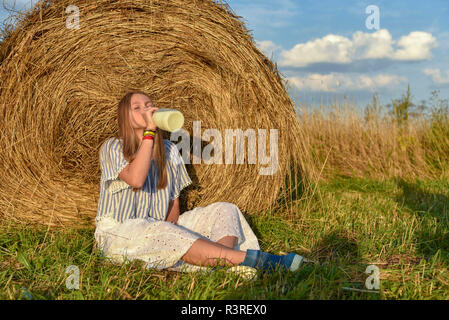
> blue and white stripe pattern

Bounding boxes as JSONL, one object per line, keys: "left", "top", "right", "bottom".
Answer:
{"left": 96, "top": 137, "right": 192, "bottom": 223}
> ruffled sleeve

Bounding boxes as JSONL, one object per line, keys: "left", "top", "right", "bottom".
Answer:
{"left": 99, "top": 138, "right": 131, "bottom": 194}
{"left": 168, "top": 141, "right": 192, "bottom": 200}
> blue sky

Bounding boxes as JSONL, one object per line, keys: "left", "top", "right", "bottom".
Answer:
{"left": 225, "top": 0, "right": 449, "bottom": 109}
{"left": 1, "top": 0, "right": 449, "bottom": 110}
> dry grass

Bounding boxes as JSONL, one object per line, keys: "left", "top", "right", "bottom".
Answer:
{"left": 0, "top": 0, "right": 447, "bottom": 230}
{"left": 0, "top": 0, "right": 305, "bottom": 227}
{"left": 291, "top": 96, "right": 449, "bottom": 182}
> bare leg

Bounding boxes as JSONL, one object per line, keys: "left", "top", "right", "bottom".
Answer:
{"left": 216, "top": 236, "right": 237, "bottom": 249}
{"left": 181, "top": 238, "right": 246, "bottom": 267}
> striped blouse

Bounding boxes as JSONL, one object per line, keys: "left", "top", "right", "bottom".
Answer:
{"left": 95, "top": 137, "right": 193, "bottom": 224}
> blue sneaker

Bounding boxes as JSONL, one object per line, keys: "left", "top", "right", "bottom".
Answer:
{"left": 282, "top": 253, "right": 304, "bottom": 272}
{"left": 239, "top": 249, "right": 305, "bottom": 273}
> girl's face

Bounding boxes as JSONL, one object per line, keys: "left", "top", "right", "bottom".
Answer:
{"left": 129, "top": 93, "right": 154, "bottom": 129}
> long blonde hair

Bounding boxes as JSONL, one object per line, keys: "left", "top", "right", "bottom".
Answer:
{"left": 113, "top": 90, "right": 168, "bottom": 192}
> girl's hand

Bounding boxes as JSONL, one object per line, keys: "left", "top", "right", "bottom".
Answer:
{"left": 141, "top": 106, "right": 159, "bottom": 130}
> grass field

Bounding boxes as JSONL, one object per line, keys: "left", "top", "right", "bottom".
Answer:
{"left": 1, "top": 175, "right": 447, "bottom": 300}
{"left": 1, "top": 87, "right": 448, "bottom": 300}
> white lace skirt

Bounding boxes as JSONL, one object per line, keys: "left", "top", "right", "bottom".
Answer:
{"left": 94, "top": 201, "right": 260, "bottom": 272}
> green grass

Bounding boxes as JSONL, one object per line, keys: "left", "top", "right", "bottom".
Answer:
{"left": 1, "top": 176, "right": 448, "bottom": 299}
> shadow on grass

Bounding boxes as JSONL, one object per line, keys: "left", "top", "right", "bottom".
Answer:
{"left": 394, "top": 178, "right": 449, "bottom": 261}
{"left": 237, "top": 165, "right": 310, "bottom": 246}
{"left": 271, "top": 164, "right": 309, "bottom": 212}
{"left": 220, "top": 230, "right": 362, "bottom": 300}
{"left": 310, "top": 229, "right": 360, "bottom": 265}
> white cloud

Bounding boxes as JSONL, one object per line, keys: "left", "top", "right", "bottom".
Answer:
{"left": 352, "top": 29, "right": 394, "bottom": 59}
{"left": 280, "top": 34, "right": 353, "bottom": 67}
{"left": 423, "top": 68, "right": 449, "bottom": 84}
{"left": 255, "top": 40, "right": 282, "bottom": 58}
{"left": 287, "top": 73, "right": 408, "bottom": 92}
{"left": 278, "top": 29, "right": 438, "bottom": 68}
{"left": 393, "top": 32, "right": 439, "bottom": 60}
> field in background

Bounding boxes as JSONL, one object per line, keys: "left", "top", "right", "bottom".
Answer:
{"left": 290, "top": 86, "right": 449, "bottom": 184}
{"left": 0, "top": 86, "right": 448, "bottom": 300}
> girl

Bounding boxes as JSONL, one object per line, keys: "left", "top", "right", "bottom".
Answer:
{"left": 94, "top": 90, "right": 304, "bottom": 274}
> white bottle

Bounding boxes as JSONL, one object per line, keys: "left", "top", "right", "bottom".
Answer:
{"left": 153, "top": 108, "right": 185, "bottom": 132}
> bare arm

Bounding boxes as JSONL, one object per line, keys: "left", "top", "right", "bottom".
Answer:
{"left": 119, "top": 105, "right": 159, "bottom": 188}
{"left": 165, "top": 198, "right": 180, "bottom": 224}
{"left": 119, "top": 139, "right": 154, "bottom": 188}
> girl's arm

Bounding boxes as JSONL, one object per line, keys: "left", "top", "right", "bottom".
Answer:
{"left": 119, "top": 139, "right": 154, "bottom": 188}
{"left": 165, "top": 197, "right": 180, "bottom": 224}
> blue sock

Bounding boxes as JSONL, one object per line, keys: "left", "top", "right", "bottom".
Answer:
{"left": 239, "top": 249, "right": 304, "bottom": 272}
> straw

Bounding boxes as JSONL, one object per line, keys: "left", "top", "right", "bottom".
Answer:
{"left": 0, "top": 0, "right": 307, "bottom": 228}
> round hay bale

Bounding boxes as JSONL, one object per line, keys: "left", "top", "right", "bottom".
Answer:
{"left": 0, "top": 0, "right": 305, "bottom": 228}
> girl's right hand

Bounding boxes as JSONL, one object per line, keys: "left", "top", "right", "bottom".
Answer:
{"left": 141, "top": 106, "right": 159, "bottom": 130}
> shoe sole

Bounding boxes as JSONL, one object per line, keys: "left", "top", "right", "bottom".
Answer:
{"left": 289, "top": 254, "right": 304, "bottom": 272}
